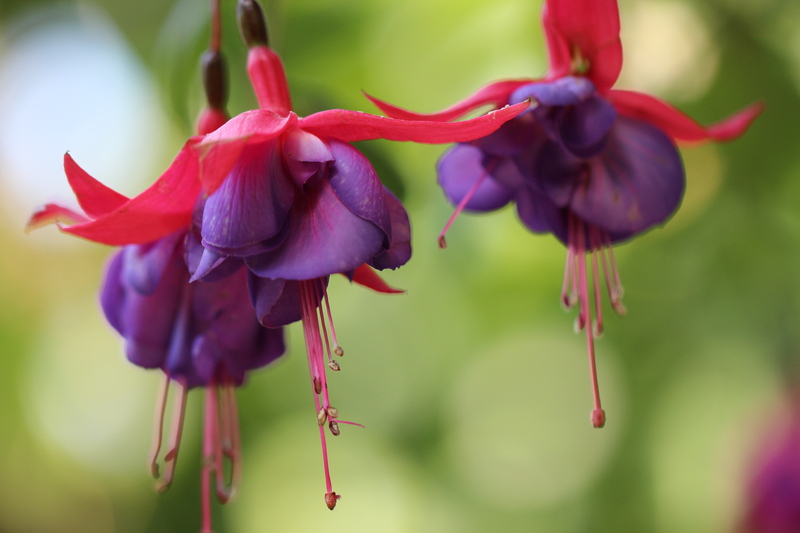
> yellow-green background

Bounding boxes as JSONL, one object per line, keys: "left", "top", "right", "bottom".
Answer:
{"left": 0, "top": 0, "right": 795, "bottom": 531}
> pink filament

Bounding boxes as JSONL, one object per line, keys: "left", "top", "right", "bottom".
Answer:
{"left": 201, "top": 386, "right": 217, "bottom": 533}
{"left": 299, "top": 279, "right": 335, "bottom": 497}
{"left": 438, "top": 157, "right": 498, "bottom": 249}
{"left": 155, "top": 381, "right": 188, "bottom": 492}
{"left": 148, "top": 374, "right": 171, "bottom": 478}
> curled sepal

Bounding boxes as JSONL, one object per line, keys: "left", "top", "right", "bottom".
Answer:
{"left": 46, "top": 142, "right": 202, "bottom": 246}
{"left": 609, "top": 90, "right": 763, "bottom": 144}
{"left": 63, "top": 152, "right": 128, "bottom": 218}
{"left": 26, "top": 203, "right": 89, "bottom": 232}
{"left": 299, "top": 102, "right": 529, "bottom": 144}
{"left": 364, "top": 79, "right": 533, "bottom": 122}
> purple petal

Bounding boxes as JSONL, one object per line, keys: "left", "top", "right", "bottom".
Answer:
{"left": 193, "top": 325, "right": 285, "bottom": 386}
{"left": 570, "top": 116, "right": 685, "bottom": 236}
{"left": 327, "top": 139, "right": 392, "bottom": 246}
{"left": 247, "top": 272, "right": 331, "bottom": 327}
{"left": 516, "top": 186, "right": 567, "bottom": 240}
{"left": 558, "top": 95, "right": 617, "bottom": 158}
{"left": 123, "top": 255, "right": 188, "bottom": 370}
{"left": 437, "top": 144, "right": 514, "bottom": 212}
{"left": 245, "top": 176, "right": 386, "bottom": 280}
{"left": 161, "top": 288, "right": 198, "bottom": 385}
{"left": 190, "top": 268, "right": 286, "bottom": 384}
{"left": 369, "top": 188, "right": 411, "bottom": 270}
{"left": 201, "top": 140, "right": 295, "bottom": 255}
{"left": 512, "top": 77, "right": 615, "bottom": 158}
{"left": 121, "top": 231, "right": 183, "bottom": 295}
{"left": 510, "top": 76, "right": 595, "bottom": 107}
{"left": 522, "top": 139, "right": 583, "bottom": 207}
{"left": 472, "top": 113, "right": 539, "bottom": 156}
{"left": 185, "top": 227, "right": 245, "bottom": 282}
{"left": 99, "top": 251, "right": 126, "bottom": 335}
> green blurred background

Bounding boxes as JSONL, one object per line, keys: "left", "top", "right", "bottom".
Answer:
{"left": 0, "top": 0, "right": 796, "bottom": 531}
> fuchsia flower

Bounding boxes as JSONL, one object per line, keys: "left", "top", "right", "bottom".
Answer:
{"left": 28, "top": 76, "right": 281, "bottom": 530}
{"left": 29, "top": 149, "right": 286, "bottom": 530}
{"left": 368, "top": 0, "right": 762, "bottom": 428}
{"left": 31, "top": 0, "right": 526, "bottom": 513}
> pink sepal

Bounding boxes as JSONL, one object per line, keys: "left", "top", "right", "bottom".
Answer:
{"left": 299, "top": 102, "right": 528, "bottom": 144}
{"left": 610, "top": 90, "right": 763, "bottom": 143}
{"left": 196, "top": 110, "right": 296, "bottom": 194}
{"left": 365, "top": 79, "right": 533, "bottom": 122}
{"left": 543, "top": 0, "right": 622, "bottom": 92}
{"left": 26, "top": 203, "right": 89, "bottom": 232}
{"left": 60, "top": 139, "right": 203, "bottom": 245}
{"left": 349, "top": 264, "right": 404, "bottom": 294}
{"left": 64, "top": 153, "right": 128, "bottom": 218}
{"left": 247, "top": 46, "right": 293, "bottom": 116}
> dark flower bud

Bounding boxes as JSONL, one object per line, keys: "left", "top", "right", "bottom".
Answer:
{"left": 237, "top": 0, "right": 269, "bottom": 48}
{"left": 201, "top": 50, "right": 228, "bottom": 111}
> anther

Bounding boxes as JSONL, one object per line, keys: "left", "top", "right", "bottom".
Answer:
{"left": 328, "top": 360, "right": 340, "bottom": 371}
{"left": 329, "top": 421, "right": 341, "bottom": 436}
{"left": 313, "top": 377, "right": 322, "bottom": 395}
{"left": 327, "top": 407, "right": 339, "bottom": 419}
{"left": 611, "top": 299, "right": 627, "bottom": 317}
{"left": 592, "top": 319, "right": 603, "bottom": 339}
{"left": 592, "top": 408, "right": 606, "bottom": 428}
{"left": 574, "top": 313, "right": 586, "bottom": 333}
{"left": 317, "top": 408, "right": 327, "bottom": 426}
{"left": 334, "top": 346, "right": 344, "bottom": 357}
{"left": 325, "top": 491, "right": 340, "bottom": 510}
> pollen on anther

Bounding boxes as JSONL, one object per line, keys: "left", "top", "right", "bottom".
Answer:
{"left": 317, "top": 408, "right": 327, "bottom": 426}
{"left": 328, "top": 360, "right": 340, "bottom": 371}
{"left": 592, "top": 319, "right": 603, "bottom": 339}
{"left": 329, "top": 420, "right": 340, "bottom": 436}
{"left": 327, "top": 407, "right": 339, "bottom": 419}
{"left": 334, "top": 346, "right": 344, "bottom": 357}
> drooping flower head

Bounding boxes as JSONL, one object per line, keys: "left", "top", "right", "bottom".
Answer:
{"left": 185, "top": 0, "right": 528, "bottom": 507}
{"left": 28, "top": 156, "right": 287, "bottom": 532}
{"left": 27, "top": 16, "right": 290, "bottom": 531}
{"left": 32, "top": 0, "right": 526, "bottom": 511}
{"left": 367, "top": 0, "right": 762, "bottom": 428}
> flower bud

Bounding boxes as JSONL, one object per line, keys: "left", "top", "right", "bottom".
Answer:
{"left": 237, "top": 0, "right": 269, "bottom": 48}
{"left": 201, "top": 50, "right": 228, "bottom": 111}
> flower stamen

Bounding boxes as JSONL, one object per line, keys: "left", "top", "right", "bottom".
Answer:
{"left": 299, "top": 279, "right": 337, "bottom": 507}
{"left": 148, "top": 374, "right": 171, "bottom": 478}
{"left": 438, "top": 157, "right": 499, "bottom": 249}
{"left": 155, "top": 380, "right": 189, "bottom": 492}
{"left": 321, "top": 279, "right": 344, "bottom": 358}
{"left": 565, "top": 213, "right": 608, "bottom": 428}
{"left": 214, "top": 383, "right": 241, "bottom": 503}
